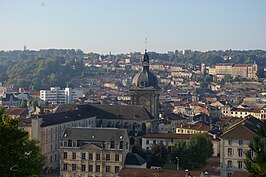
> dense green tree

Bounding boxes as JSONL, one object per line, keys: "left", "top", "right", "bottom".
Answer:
{"left": 32, "top": 100, "right": 38, "bottom": 110}
{"left": 244, "top": 122, "right": 266, "bottom": 177}
{"left": 149, "top": 143, "right": 168, "bottom": 167}
{"left": 170, "top": 140, "right": 194, "bottom": 169}
{"left": 20, "top": 99, "right": 27, "bottom": 108}
{"left": 189, "top": 133, "right": 213, "bottom": 166}
{"left": 223, "top": 74, "right": 233, "bottom": 82}
{"left": 0, "top": 107, "right": 45, "bottom": 177}
{"left": 170, "top": 133, "right": 213, "bottom": 169}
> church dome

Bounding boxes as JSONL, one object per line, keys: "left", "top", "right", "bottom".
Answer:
{"left": 130, "top": 52, "right": 160, "bottom": 89}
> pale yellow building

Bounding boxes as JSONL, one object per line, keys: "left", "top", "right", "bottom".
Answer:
{"left": 208, "top": 63, "right": 258, "bottom": 80}
{"left": 176, "top": 123, "right": 210, "bottom": 134}
{"left": 60, "top": 128, "right": 129, "bottom": 177}
{"left": 221, "top": 106, "right": 266, "bottom": 120}
{"left": 31, "top": 110, "right": 96, "bottom": 170}
{"left": 220, "top": 116, "right": 263, "bottom": 177}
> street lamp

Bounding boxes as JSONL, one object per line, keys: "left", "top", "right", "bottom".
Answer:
{"left": 175, "top": 157, "right": 179, "bottom": 171}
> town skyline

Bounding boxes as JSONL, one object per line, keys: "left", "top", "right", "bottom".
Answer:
{"left": 1, "top": 0, "right": 266, "bottom": 54}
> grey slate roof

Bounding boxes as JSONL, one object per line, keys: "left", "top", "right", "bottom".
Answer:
{"left": 77, "top": 104, "right": 155, "bottom": 121}
{"left": 36, "top": 110, "right": 96, "bottom": 127}
{"left": 62, "top": 127, "right": 127, "bottom": 142}
{"left": 54, "top": 103, "right": 78, "bottom": 113}
{"left": 220, "top": 115, "right": 264, "bottom": 139}
{"left": 125, "top": 153, "right": 146, "bottom": 165}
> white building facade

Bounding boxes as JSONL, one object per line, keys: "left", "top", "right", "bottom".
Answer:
{"left": 40, "top": 87, "right": 84, "bottom": 105}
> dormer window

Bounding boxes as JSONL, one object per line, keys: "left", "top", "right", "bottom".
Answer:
{"left": 110, "top": 141, "right": 115, "bottom": 149}
{"left": 140, "top": 82, "right": 145, "bottom": 87}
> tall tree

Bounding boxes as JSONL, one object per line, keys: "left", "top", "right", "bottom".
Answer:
{"left": 0, "top": 107, "right": 45, "bottom": 177}
{"left": 20, "top": 99, "right": 27, "bottom": 108}
{"left": 244, "top": 122, "right": 266, "bottom": 177}
{"left": 189, "top": 133, "right": 213, "bottom": 166}
{"left": 170, "top": 133, "right": 213, "bottom": 169}
{"left": 149, "top": 143, "right": 168, "bottom": 167}
{"left": 170, "top": 140, "right": 194, "bottom": 169}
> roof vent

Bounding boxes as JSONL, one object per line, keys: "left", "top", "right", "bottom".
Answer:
{"left": 92, "top": 135, "right": 95, "bottom": 139}
{"left": 120, "top": 136, "right": 123, "bottom": 139}
{"left": 64, "top": 134, "right": 68, "bottom": 137}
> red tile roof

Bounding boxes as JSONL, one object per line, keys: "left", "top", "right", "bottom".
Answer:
{"left": 232, "top": 171, "right": 250, "bottom": 177}
{"left": 179, "top": 124, "right": 211, "bottom": 132}
{"left": 143, "top": 133, "right": 192, "bottom": 139}
{"left": 6, "top": 108, "right": 28, "bottom": 116}
{"left": 119, "top": 168, "right": 206, "bottom": 177}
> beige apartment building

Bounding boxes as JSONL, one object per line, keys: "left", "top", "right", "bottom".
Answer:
{"left": 221, "top": 106, "right": 266, "bottom": 120}
{"left": 220, "top": 116, "right": 263, "bottom": 177}
{"left": 208, "top": 63, "right": 258, "bottom": 80}
{"left": 31, "top": 110, "right": 96, "bottom": 170}
{"left": 60, "top": 128, "right": 129, "bottom": 177}
{"left": 142, "top": 133, "right": 192, "bottom": 150}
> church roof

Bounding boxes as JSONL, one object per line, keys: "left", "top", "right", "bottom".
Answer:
{"left": 78, "top": 104, "right": 155, "bottom": 121}
{"left": 130, "top": 52, "right": 160, "bottom": 90}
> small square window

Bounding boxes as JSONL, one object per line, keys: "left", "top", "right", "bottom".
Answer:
{"left": 72, "top": 152, "right": 76, "bottom": 160}
{"left": 96, "top": 165, "right": 100, "bottom": 172}
{"left": 63, "top": 152, "right": 67, "bottom": 159}
{"left": 82, "top": 153, "right": 86, "bottom": 160}
{"left": 115, "top": 166, "right": 120, "bottom": 173}
{"left": 96, "top": 153, "right": 100, "bottom": 160}
{"left": 115, "top": 154, "right": 119, "bottom": 161}
{"left": 81, "top": 164, "right": 86, "bottom": 172}
{"left": 63, "top": 164, "right": 67, "bottom": 171}
{"left": 72, "top": 164, "right": 77, "bottom": 171}
{"left": 89, "top": 153, "right": 93, "bottom": 160}
{"left": 106, "top": 165, "right": 110, "bottom": 173}
{"left": 88, "top": 165, "right": 93, "bottom": 172}
{"left": 106, "top": 154, "right": 110, "bottom": 161}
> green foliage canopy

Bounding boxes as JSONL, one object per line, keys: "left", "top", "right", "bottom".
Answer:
{"left": 0, "top": 107, "right": 45, "bottom": 177}
{"left": 170, "top": 133, "right": 213, "bottom": 169}
{"left": 244, "top": 122, "right": 266, "bottom": 177}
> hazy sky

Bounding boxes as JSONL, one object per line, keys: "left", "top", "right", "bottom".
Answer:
{"left": 1, "top": 0, "right": 266, "bottom": 54}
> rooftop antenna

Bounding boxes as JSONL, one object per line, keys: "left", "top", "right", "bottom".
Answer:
{"left": 145, "top": 38, "right": 148, "bottom": 52}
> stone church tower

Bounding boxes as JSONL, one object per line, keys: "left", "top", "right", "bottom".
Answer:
{"left": 129, "top": 51, "right": 160, "bottom": 119}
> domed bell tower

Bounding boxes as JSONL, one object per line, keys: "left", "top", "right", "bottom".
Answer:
{"left": 129, "top": 50, "right": 160, "bottom": 119}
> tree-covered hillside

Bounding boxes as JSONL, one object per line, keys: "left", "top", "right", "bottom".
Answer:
{"left": 1, "top": 49, "right": 266, "bottom": 90}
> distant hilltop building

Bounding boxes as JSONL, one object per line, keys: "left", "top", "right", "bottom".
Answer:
{"left": 208, "top": 63, "right": 258, "bottom": 80}
{"left": 129, "top": 50, "right": 160, "bottom": 119}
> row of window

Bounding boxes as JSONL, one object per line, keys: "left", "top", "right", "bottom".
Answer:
{"left": 227, "top": 160, "right": 243, "bottom": 169}
{"left": 63, "top": 140, "right": 123, "bottom": 149}
{"left": 62, "top": 164, "right": 120, "bottom": 173}
{"left": 227, "top": 139, "right": 253, "bottom": 146}
{"left": 227, "top": 148, "right": 243, "bottom": 157}
{"left": 64, "top": 152, "right": 120, "bottom": 161}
